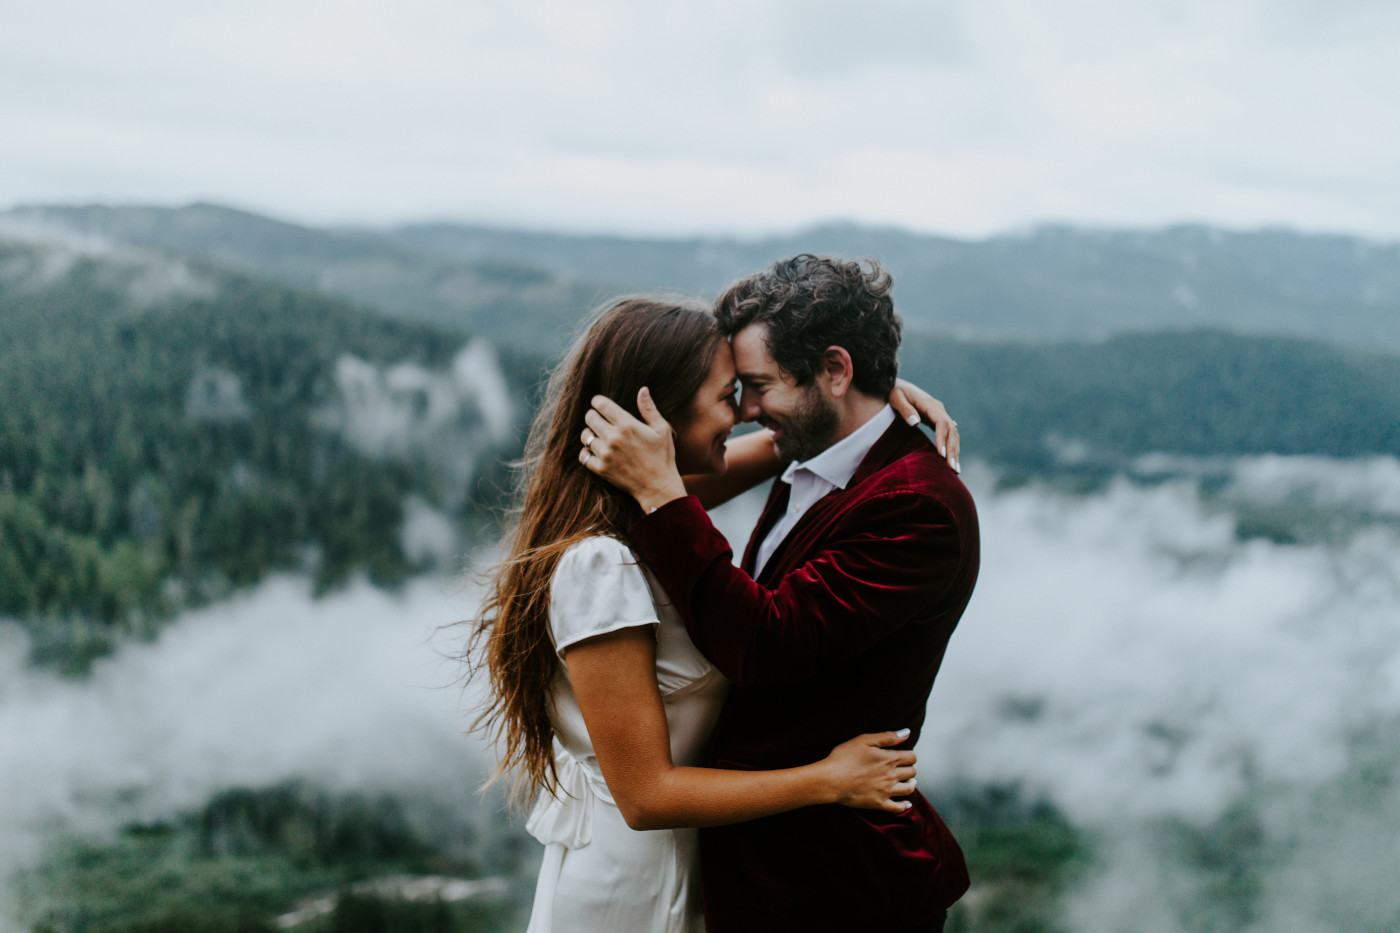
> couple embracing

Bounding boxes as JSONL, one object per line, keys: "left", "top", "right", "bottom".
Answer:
{"left": 469, "top": 255, "right": 980, "bottom": 933}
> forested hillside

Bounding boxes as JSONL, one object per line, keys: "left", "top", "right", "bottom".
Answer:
{"left": 900, "top": 329, "right": 1400, "bottom": 469}
{"left": 0, "top": 238, "right": 537, "bottom": 670}
{"left": 5, "top": 209, "right": 1399, "bottom": 672}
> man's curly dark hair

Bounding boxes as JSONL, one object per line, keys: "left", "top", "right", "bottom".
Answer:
{"left": 713, "top": 254, "right": 902, "bottom": 397}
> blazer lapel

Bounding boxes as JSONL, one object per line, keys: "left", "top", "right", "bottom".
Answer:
{"left": 755, "top": 419, "right": 923, "bottom": 584}
{"left": 743, "top": 478, "right": 791, "bottom": 577}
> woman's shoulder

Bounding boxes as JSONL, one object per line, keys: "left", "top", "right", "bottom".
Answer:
{"left": 553, "top": 534, "right": 640, "bottom": 580}
{"left": 548, "top": 535, "right": 658, "bottom": 654}
{"left": 551, "top": 534, "right": 647, "bottom": 595}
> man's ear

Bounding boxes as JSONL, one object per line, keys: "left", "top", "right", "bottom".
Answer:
{"left": 821, "top": 346, "right": 855, "bottom": 398}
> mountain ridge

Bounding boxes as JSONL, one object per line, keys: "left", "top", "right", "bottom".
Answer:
{"left": 5, "top": 202, "right": 1399, "bottom": 352}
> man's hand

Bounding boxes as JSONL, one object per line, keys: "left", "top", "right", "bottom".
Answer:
{"left": 889, "top": 379, "right": 961, "bottom": 473}
{"left": 582, "top": 388, "right": 689, "bottom": 513}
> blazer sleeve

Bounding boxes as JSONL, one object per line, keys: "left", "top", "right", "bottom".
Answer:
{"left": 630, "top": 491, "right": 963, "bottom": 687}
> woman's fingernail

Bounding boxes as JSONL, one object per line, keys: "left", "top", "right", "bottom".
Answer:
{"left": 907, "top": 414, "right": 920, "bottom": 426}
{"left": 909, "top": 778, "right": 917, "bottom": 788}
{"left": 902, "top": 801, "right": 912, "bottom": 810}
{"left": 939, "top": 444, "right": 947, "bottom": 456}
{"left": 895, "top": 728, "right": 911, "bottom": 739}
{"left": 953, "top": 458, "right": 961, "bottom": 473}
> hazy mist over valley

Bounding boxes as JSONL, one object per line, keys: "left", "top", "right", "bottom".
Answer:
{"left": 2, "top": 205, "right": 1398, "bottom": 932}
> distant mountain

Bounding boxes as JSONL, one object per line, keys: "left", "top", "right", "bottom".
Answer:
{"left": 0, "top": 203, "right": 611, "bottom": 352}
{"left": 387, "top": 220, "right": 1400, "bottom": 351}
{"left": 6, "top": 204, "right": 1399, "bottom": 353}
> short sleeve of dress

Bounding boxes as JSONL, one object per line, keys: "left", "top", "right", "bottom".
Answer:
{"left": 548, "top": 536, "right": 660, "bottom": 659}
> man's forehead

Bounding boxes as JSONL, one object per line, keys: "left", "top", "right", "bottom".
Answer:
{"left": 729, "top": 323, "right": 776, "bottom": 376}
{"left": 713, "top": 342, "right": 738, "bottom": 380}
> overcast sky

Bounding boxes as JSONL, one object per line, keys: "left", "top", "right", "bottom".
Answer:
{"left": 3, "top": 0, "right": 1397, "bottom": 238}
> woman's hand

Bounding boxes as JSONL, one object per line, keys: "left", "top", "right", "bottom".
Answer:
{"left": 582, "top": 388, "right": 688, "bottom": 513}
{"left": 821, "top": 730, "right": 918, "bottom": 813}
{"left": 888, "top": 379, "right": 960, "bottom": 473}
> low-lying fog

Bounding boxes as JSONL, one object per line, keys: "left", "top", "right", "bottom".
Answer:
{"left": 4, "top": 455, "right": 1398, "bottom": 931}
{"left": 0, "top": 576, "right": 490, "bottom": 884}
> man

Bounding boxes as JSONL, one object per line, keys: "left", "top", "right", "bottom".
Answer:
{"left": 584, "top": 255, "right": 979, "bottom": 933}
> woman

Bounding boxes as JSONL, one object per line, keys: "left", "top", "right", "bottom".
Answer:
{"left": 468, "top": 298, "right": 959, "bottom": 933}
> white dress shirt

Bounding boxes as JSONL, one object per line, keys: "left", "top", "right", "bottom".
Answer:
{"left": 753, "top": 404, "right": 897, "bottom": 577}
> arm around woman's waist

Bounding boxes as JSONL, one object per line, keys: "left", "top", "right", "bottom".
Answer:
{"left": 564, "top": 626, "right": 915, "bottom": 831}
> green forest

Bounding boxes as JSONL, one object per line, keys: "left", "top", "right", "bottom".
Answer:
{"left": 900, "top": 328, "right": 1400, "bottom": 468}
{"left": 0, "top": 241, "right": 540, "bottom": 671}
{"left": 4, "top": 224, "right": 1399, "bottom": 673}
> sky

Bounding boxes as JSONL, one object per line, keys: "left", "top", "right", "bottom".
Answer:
{"left": 3, "top": 0, "right": 1398, "bottom": 239}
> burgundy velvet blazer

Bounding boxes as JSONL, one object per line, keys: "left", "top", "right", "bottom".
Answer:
{"left": 630, "top": 417, "right": 980, "bottom": 933}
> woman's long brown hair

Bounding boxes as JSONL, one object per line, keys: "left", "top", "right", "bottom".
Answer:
{"left": 466, "top": 297, "right": 722, "bottom": 806}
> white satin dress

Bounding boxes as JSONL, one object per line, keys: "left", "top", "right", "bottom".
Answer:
{"left": 524, "top": 536, "right": 729, "bottom": 933}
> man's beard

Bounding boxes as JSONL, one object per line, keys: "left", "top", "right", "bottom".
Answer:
{"left": 768, "top": 386, "right": 840, "bottom": 464}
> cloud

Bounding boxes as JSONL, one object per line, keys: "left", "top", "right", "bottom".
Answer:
{"left": 920, "top": 462, "right": 1400, "bottom": 823}
{"left": 921, "top": 456, "right": 1400, "bottom": 930}
{"left": 0, "top": 575, "right": 487, "bottom": 883}
{"left": 2, "top": 453, "right": 1397, "bottom": 927}
{"left": 315, "top": 341, "right": 514, "bottom": 492}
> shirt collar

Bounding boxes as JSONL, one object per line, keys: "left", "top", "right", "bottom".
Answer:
{"left": 779, "top": 405, "right": 897, "bottom": 490}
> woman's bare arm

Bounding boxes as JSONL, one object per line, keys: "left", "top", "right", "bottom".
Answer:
{"left": 564, "top": 626, "right": 915, "bottom": 831}
{"left": 683, "top": 430, "right": 782, "bottom": 510}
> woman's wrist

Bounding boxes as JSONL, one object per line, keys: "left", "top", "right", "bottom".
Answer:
{"left": 808, "top": 758, "right": 841, "bottom": 807}
{"left": 636, "top": 478, "right": 688, "bottom": 515}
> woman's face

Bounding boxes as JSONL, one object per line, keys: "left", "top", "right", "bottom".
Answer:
{"left": 673, "top": 341, "right": 738, "bottom": 476}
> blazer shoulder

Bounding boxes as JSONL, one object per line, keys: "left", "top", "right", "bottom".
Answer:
{"left": 849, "top": 436, "right": 978, "bottom": 532}
{"left": 868, "top": 429, "right": 972, "bottom": 494}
